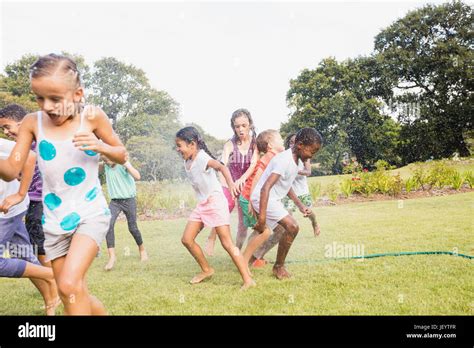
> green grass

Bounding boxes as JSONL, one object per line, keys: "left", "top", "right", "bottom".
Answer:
{"left": 1, "top": 192, "right": 473, "bottom": 315}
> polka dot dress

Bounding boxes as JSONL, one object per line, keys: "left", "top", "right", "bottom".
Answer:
{"left": 36, "top": 108, "right": 110, "bottom": 235}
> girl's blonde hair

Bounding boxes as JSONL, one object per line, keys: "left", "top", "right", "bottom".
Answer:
{"left": 30, "top": 53, "right": 81, "bottom": 88}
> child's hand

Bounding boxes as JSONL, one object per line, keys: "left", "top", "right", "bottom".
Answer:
{"left": 299, "top": 206, "right": 312, "bottom": 217}
{"left": 73, "top": 131, "right": 103, "bottom": 153}
{"left": 234, "top": 178, "right": 245, "bottom": 194}
{"left": 230, "top": 183, "right": 240, "bottom": 198}
{"left": 0, "top": 193, "right": 25, "bottom": 214}
{"left": 254, "top": 218, "right": 266, "bottom": 233}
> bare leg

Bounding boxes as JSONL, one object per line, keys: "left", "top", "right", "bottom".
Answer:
{"left": 205, "top": 228, "right": 217, "bottom": 256}
{"left": 273, "top": 215, "right": 299, "bottom": 280}
{"left": 253, "top": 224, "right": 286, "bottom": 260}
{"left": 104, "top": 248, "right": 116, "bottom": 271}
{"left": 181, "top": 221, "right": 214, "bottom": 284}
{"left": 138, "top": 244, "right": 148, "bottom": 262}
{"left": 242, "top": 227, "right": 271, "bottom": 264}
{"left": 22, "top": 263, "right": 60, "bottom": 315}
{"left": 84, "top": 279, "right": 107, "bottom": 315}
{"left": 214, "top": 225, "right": 255, "bottom": 290}
{"left": 53, "top": 233, "right": 105, "bottom": 315}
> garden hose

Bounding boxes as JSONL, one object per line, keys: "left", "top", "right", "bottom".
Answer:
{"left": 283, "top": 251, "right": 474, "bottom": 264}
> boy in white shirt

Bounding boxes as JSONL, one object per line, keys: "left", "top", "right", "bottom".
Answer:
{"left": 251, "top": 128, "right": 322, "bottom": 279}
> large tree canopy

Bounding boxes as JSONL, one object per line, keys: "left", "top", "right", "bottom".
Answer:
{"left": 374, "top": 0, "right": 473, "bottom": 161}
{"left": 282, "top": 57, "right": 401, "bottom": 173}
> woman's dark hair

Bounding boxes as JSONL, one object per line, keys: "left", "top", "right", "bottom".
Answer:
{"left": 284, "top": 133, "right": 296, "bottom": 150}
{"left": 0, "top": 104, "right": 28, "bottom": 122}
{"left": 30, "top": 53, "right": 81, "bottom": 88}
{"left": 294, "top": 128, "right": 323, "bottom": 146}
{"left": 176, "top": 126, "right": 216, "bottom": 160}
{"left": 230, "top": 108, "right": 256, "bottom": 145}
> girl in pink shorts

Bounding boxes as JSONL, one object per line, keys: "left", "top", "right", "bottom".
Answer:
{"left": 175, "top": 126, "right": 255, "bottom": 290}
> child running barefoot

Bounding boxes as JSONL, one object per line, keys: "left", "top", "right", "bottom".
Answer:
{"left": 0, "top": 54, "right": 127, "bottom": 315}
{"left": 0, "top": 138, "right": 60, "bottom": 315}
{"left": 282, "top": 133, "right": 320, "bottom": 236}
{"left": 237, "top": 130, "right": 285, "bottom": 267}
{"left": 100, "top": 155, "right": 148, "bottom": 271}
{"left": 250, "top": 128, "right": 322, "bottom": 280}
{"left": 248, "top": 133, "right": 322, "bottom": 267}
{"left": 176, "top": 126, "right": 255, "bottom": 290}
{"left": 204, "top": 108, "right": 259, "bottom": 254}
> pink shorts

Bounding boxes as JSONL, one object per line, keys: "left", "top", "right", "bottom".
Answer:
{"left": 222, "top": 186, "right": 235, "bottom": 213}
{"left": 188, "top": 192, "right": 230, "bottom": 228}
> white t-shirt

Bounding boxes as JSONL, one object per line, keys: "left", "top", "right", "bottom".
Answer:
{"left": 251, "top": 148, "right": 299, "bottom": 203}
{"left": 292, "top": 159, "right": 310, "bottom": 196}
{"left": 185, "top": 150, "right": 223, "bottom": 202}
{"left": 0, "top": 138, "right": 29, "bottom": 219}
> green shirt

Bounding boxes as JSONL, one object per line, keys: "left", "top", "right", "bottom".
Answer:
{"left": 104, "top": 164, "right": 137, "bottom": 199}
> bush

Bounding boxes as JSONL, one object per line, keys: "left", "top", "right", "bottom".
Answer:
{"left": 340, "top": 178, "right": 355, "bottom": 198}
{"left": 464, "top": 171, "right": 474, "bottom": 189}
{"left": 450, "top": 172, "right": 464, "bottom": 190}
{"left": 309, "top": 182, "right": 322, "bottom": 201}
{"left": 389, "top": 174, "right": 403, "bottom": 196}
{"left": 324, "top": 182, "right": 339, "bottom": 202}
{"left": 412, "top": 164, "right": 429, "bottom": 190}
{"left": 404, "top": 177, "right": 418, "bottom": 193}
{"left": 427, "top": 162, "right": 456, "bottom": 189}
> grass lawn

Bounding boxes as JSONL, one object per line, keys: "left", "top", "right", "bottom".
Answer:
{"left": 1, "top": 192, "right": 472, "bottom": 315}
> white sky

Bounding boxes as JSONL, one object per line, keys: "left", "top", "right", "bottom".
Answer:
{"left": 1, "top": 0, "right": 447, "bottom": 139}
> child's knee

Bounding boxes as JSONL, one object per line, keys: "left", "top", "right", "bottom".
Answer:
{"left": 287, "top": 222, "right": 299, "bottom": 236}
{"left": 181, "top": 237, "right": 192, "bottom": 248}
{"left": 57, "top": 277, "right": 84, "bottom": 300}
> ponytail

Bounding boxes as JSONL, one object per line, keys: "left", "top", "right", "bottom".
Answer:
{"left": 176, "top": 126, "right": 217, "bottom": 160}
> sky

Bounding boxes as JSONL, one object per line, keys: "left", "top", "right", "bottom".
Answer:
{"left": 0, "top": 0, "right": 447, "bottom": 140}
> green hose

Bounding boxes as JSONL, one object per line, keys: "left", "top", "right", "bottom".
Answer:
{"left": 284, "top": 251, "right": 474, "bottom": 264}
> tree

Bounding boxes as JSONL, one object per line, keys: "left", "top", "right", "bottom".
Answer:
{"left": 282, "top": 57, "right": 400, "bottom": 173}
{"left": 115, "top": 89, "right": 180, "bottom": 144}
{"left": 87, "top": 57, "right": 151, "bottom": 126}
{"left": 374, "top": 1, "right": 473, "bottom": 159}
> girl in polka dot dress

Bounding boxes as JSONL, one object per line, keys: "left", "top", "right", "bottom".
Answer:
{"left": 0, "top": 54, "right": 127, "bottom": 315}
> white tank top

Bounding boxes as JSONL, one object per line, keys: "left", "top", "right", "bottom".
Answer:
{"left": 36, "top": 107, "right": 109, "bottom": 234}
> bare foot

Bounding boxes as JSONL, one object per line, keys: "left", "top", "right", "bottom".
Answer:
{"left": 240, "top": 279, "right": 256, "bottom": 291}
{"left": 204, "top": 237, "right": 216, "bottom": 256}
{"left": 104, "top": 257, "right": 116, "bottom": 271}
{"left": 273, "top": 265, "right": 291, "bottom": 280}
{"left": 190, "top": 268, "right": 215, "bottom": 284}
{"left": 140, "top": 249, "right": 149, "bottom": 262}
{"left": 45, "top": 297, "right": 61, "bottom": 316}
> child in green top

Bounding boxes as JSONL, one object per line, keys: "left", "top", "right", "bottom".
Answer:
{"left": 100, "top": 155, "right": 148, "bottom": 271}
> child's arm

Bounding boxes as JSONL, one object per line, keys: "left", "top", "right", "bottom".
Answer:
{"left": 253, "top": 173, "right": 280, "bottom": 233}
{"left": 124, "top": 161, "right": 141, "bottom": 181}
{"left": 73, "top": 107, "right": 127, "bottom": 164}
{"left": 0, "top": 115, "right": 35, "bottom": 181}
{"left": 298, "top": 159, "right": 312, "bottom": 176}
{"left": 207, "top": 159, "right": 235, "bottom": 194}
{"left": 0, "top": 150, "right": 36, "bottom": 214}
{"left": 248, "top": 166, "right": 264, "bottom": 203}
{"left": 287, "top": 188, "right": 311, "bottom": 216}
